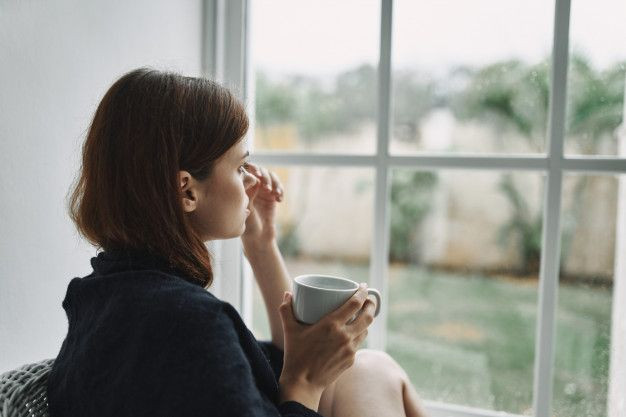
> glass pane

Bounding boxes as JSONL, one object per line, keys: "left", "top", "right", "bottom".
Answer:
{"left": 250, "top": 166, "right": 374, "bottom": 340}
{"left": 391, "top": 0, "right": 553, "bottom": 155}
{"left": 250, "top": 0, "right": 379, "bottom": 154}
{"left": 564, "top": 0, "right": 625, "bottom": 156}
{"left": 554, "top": 175, "right": 620, "bottom": 416}
{"left": 386, "top": 169, "right": 544, "bottom": 414}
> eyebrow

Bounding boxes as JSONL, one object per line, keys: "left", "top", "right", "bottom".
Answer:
{"left": 241, "top": 150, "right": 250, "bottom": 160}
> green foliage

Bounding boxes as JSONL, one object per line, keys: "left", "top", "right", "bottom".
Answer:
{"left": 258, "top": 54, "right": 624, "bottom": 274}
{"left": 390, "top": 171, "right": 438, "bottom": 263}
{"left": 334, "top": 64, "right": 378, "bottom": 124}
{"left": 454, "top": 55, "right": 624, "bottom": 273}
{"left": 254, "top": 71, "right": 298, "bottom": 126}
{"left": 277, "top": 221, "right": 301, "bottom": 257}
{"left": 567, "top": 55, "right": 625, "bottom": 152}
{"left": 450, "top": 59, "right": 550, "bottom": 151}
{"left": 255, "top": 65, "right": 377, "bottom": 142}
{"left": 392, "top": 70, "right": 439, "bottom": 142}
{"left": 497, "top": 174, "right": 542, "bottom": 274}
{"left": 451, "top": 54, "right": 625, "bottom": 153}
{"left": 255, "top": 64, "right": 436, "bottom": 143}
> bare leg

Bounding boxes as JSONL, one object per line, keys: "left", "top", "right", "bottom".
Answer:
{"left": 318, "top": 349, "right": 428, "bottom": 417}
{"left": 401, "top": 375, "right": 429, "bottom": 417}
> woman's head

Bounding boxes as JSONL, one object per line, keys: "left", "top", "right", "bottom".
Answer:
{"left": 69, "top": 67, "right": 258, "bottom": 288}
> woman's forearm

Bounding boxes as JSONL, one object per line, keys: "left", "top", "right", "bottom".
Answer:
{"left": 243, "top": 239, "right": 291, "bottom": 351}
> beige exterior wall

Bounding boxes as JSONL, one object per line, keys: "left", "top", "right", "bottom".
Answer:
{"left": 259, "top": 110, "right": 618, "bottom": 278}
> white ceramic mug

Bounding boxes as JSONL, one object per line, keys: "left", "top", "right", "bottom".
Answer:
{"left": 292, "top": 274, "right": 382, "bottom": 325}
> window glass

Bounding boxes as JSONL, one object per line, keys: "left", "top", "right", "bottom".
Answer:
{"left": 250, "top": 166, "right": 375, "bottom": 339}
{"left": 391, "top": 0, "right": 553, "bottom": 155}
{"left": 386, "top": 169, "right": 544, "bottom": 414}
{"left": 250, "top": 0, "right": 380, "bottom": 154}
{"left": 564, "top": 0, "right": 625, "bottom": 156}
{"left": 553, "top": 174, "right": 620, "bottom": 416}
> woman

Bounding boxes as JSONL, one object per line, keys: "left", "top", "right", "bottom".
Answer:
{"left": 47, "top": 68, "right": 428, "bottom": 417}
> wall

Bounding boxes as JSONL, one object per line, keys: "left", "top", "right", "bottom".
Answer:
{"left": 0, "top": 0, "right": 203, "bottom": 373}
{"left": 271, "top": 113, "right": 617, "bottom": 277}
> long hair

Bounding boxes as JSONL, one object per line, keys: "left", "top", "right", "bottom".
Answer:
{"left": 68, "top": 67, "right": 249, "bottom": 288}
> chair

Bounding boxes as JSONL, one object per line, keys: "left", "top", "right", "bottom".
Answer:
{"left": 0, "top": 359, "right": 54, "bottom": 417}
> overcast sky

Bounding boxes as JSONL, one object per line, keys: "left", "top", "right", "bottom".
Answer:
{"left": 251, "top": 0, "right": 625, "bottom": 78}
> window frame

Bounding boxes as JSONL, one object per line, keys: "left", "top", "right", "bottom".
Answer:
{"left": 202, "top": 0, "right": 626, "bottom": 416}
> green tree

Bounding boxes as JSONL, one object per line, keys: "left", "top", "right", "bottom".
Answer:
{"left": 390, "top": 171, "right": 438, "bottom": 263}
{"left": 497, "top": 174, "right": 542, "bottom": 274}
{"left": 567, "top": 54, "right": 625, "bottom": 154}
{"left": 255, "top": 65, "right": 377, "bottom": 142}
{"left": 255, "top": 71, "right": 298, "bottom": 126}
{"left": 255, "top": 64, "right": 438, "bottom": 144}
{"left": 392, "top": 70, "right": 439, "bottom": 143}
{"left": 452, "top": 55, "right": 625, "bottom": 273}
{"left": 451, "top": 59, "right": 550, "bottom": 151}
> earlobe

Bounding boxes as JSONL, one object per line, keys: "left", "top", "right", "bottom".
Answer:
{"left": 182, "top": 197, "right": 196, "bottom": 213}
{"left": 181, "top": 188, "right": 194, "bottom": 210}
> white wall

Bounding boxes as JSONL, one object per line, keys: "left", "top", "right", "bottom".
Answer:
{"left": 0, "top": 0, "right": 203, "bottom": 373}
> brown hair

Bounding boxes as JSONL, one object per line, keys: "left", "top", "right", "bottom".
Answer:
{"left": 68, "top": 67, "right": 249, "bottom": 288}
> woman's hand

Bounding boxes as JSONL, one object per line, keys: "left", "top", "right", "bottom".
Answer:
{"left": 277, "top": 284, "right": 377, "bottom": 410}
{"left": 241, "top": 162, "right": 284, "bottom": 250}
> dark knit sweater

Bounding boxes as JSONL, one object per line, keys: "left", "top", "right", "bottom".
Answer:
{"left": 47, "top": 249, "right": 323, "bottom": 417}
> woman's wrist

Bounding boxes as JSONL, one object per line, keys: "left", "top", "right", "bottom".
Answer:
{"left": 242, "top": 237, "right": 279, "bottom": 261}
{"left": 278, "top": 377, "right": 324, "bottom": 412}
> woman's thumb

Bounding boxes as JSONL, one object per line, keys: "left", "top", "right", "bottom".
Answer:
{"left": 279, "top": 292, "right": 293, "bottom": 322}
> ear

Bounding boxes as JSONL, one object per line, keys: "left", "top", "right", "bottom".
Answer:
{"left": 179, "top": 170, "right": 198, "bottom": 213}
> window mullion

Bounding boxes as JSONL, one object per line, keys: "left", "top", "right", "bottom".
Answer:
{"left": 367, "top": 0, "right": 394, "bottom": 351}
{"left": 202, "top": 0, "right": 249, "bottom": 313}
{"left": 532, "top": 0, "right": 571, "bottom": 416}
{"left": 608, "top": 108, "right": 626, "bottom": 416}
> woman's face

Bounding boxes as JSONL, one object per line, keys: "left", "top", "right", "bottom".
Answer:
{"left": 179, "top": 139, "right": 259, "bottom": 241}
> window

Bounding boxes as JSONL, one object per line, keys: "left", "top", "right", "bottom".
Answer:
{"left": 205, "top": 1, "right": 626, "bottom": 416}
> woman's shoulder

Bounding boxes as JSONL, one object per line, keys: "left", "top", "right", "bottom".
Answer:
{"left": 68, "top": 268, "right": 225, "bottom": 321}
{"left": 134, "top": 270, "right": 224, "bottom": 316}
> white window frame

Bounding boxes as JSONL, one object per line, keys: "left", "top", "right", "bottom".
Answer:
{"left": 202, "top": 1, "right": 626, "bottom": 416}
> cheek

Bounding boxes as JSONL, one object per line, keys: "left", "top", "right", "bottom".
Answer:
{"left": 222, "top": 177, "right": 247, "bottom": 211}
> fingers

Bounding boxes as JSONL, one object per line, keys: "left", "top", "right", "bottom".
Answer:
{"left": 278, "top": 292, "right": 297, "bottom": 330}
{"left": 279, "top": 291, "right": 308, "bottom": 332}
{"left": 246, "top": 163, "right": 284, "bottom": 201}
{"left": 258, "top": 166, "right": 272, "bottom": 191}
{"left": 268, "top": 171, "right": 284, "bottom": 201}
{"left": 326, "top": 284, "right": 369, "bottom": 325}
{"left": 347, "top": 299, "right": 377, "bottom": 334}
{"left": 247, "top": 163, "right": 271, "bottom": 191}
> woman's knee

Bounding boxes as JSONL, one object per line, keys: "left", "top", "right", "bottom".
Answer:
{"left": 331, "top": 348, "right": 409, "bottom": 394}
{"left": 324, "top": 349, "right": 408, "bottom": 417}
{"left": 354, "top": 348, "right": 408, "bottom": 380}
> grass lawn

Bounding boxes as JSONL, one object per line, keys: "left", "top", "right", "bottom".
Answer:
{"left": 251, "top": 260, "right": 612, "bottom": 416}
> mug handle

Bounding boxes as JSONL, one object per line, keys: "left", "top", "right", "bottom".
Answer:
{"left": 367, "top": 288, "right": 382, "bottom": 317}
